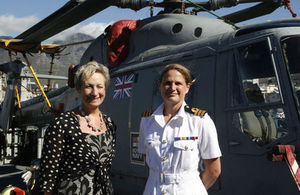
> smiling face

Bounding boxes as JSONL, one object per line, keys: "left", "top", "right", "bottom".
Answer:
{"left": 79, "top": 72, "right": 106, "bottom": 111}
{"left": 159, "top": 69, "right": 190, "bottom": 107}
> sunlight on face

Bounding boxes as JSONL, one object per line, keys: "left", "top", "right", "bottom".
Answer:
{"left": 160, "top": 69, "right": 190, "bottom": 106}
{"left": 79, "top": 72, "right": 106, "bottom": 110}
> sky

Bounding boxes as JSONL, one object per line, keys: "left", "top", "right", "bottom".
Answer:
{"left": 0, "top": 0, "right": 299, "bottom": 43}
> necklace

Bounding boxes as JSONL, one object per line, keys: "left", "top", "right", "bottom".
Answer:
{"left": 79, "top": 105, "right": 104, "bottom": 132}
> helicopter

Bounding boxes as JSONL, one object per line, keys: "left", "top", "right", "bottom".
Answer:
{"left": 0, "top": 0, "right": 300, "bottom": 194}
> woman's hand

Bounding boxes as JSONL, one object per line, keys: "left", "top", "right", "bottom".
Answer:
{"left": 200, "top": 157, "right": 221, "bottom": 190}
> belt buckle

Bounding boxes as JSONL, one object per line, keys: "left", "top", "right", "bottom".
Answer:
{"left": 160, "top": 172, "right": 165, "bottom": 184}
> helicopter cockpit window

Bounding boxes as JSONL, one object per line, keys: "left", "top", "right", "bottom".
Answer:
{"left": 237, "top": 40, "right": 281, "bottom": 105}
{"left": 281, "top": 36, "right": 300, "bottom": 118}
{"left": 232, "top": 40, "right": 288, "bottom": 146}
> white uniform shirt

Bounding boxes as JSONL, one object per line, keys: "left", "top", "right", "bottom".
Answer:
{"left": 138, "top": 102, "right": 222, "bottom": 195}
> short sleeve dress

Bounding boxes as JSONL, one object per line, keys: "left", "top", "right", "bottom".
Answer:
{"left": 39, "top": 111, "right": 116, "bottom": 195}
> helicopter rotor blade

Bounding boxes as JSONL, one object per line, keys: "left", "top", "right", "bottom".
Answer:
{"left": 221, "top": 2, "right": 281, "bottom": 23}
{"left": 40, "top": 39, "right": 94, "bottom": 55}
{"left": 58, "top": 39, "right": 95, "bottom": 47}
{"left": 16, "top": 0, "right": 114, "bottom": 45}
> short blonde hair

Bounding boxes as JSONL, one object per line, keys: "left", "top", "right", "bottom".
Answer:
{"left": 159, "top": 63, "right": 192, "bottom": 84}
{"left": 74, "top": 61, "right": 110, "bottom": 90}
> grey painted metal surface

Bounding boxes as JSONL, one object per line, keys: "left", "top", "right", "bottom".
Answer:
{"left": 87, "top": 17, "right": 300, "bottom": 194}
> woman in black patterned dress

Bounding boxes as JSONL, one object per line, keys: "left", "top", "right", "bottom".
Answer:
{"left": 39, "top": 61, "right": 116, "bottom": 195}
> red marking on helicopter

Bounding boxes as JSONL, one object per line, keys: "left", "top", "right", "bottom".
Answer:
{"left": 272, "top": 145, "right": 300, "bottom": 190}
{"left": 106, "top": 20, "right": 139, "bottom": 68}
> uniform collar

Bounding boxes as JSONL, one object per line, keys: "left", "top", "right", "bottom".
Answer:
{"left": 152, "top": 101, "right": 186, "bottom": 127}
{"left": 176, "top": 101, "right": 187, "bottom": 119}
{"left": 152, "top": 103, "right": 164, "bottom": 116}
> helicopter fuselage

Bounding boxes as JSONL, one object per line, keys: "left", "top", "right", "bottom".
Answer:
{"left": 11, "top": 13, "right": 300, "bottom": 194}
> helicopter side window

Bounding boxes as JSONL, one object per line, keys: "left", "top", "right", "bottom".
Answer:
{"left": 237, "top": 40, "right": 281, "bottom": 105}
{"left": 232, "top": 40, "right": 288, "bottom": 146}
{"left": 281, "top": 36, "right": 300, "bottom": 118}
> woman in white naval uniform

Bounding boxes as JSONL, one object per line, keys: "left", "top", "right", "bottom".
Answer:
{"left": 138, "top": 64, "right": 221, "bottom": 195}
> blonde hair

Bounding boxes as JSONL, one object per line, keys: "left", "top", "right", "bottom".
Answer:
{"left": 159, "top": 63, "right": 192, "bottom": 85}
{"left": 74, "top": 61, "right": 110, "bottom": 90}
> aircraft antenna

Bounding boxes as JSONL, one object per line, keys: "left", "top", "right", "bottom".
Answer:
{"left": 181, "top": 0, "right": 185, "bottom": 13}
{"left": 186, "top": 0, "right": 240, "bottom": 29}
{"left": 150, "top": 0, "right": 154, "bottom": 16}
{"left": 284, "top": 0, "right": 297, "bottom": 18}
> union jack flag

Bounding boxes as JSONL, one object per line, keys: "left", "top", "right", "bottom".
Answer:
{"left": 113, "top": 73, "right": 135, "bottom": 99}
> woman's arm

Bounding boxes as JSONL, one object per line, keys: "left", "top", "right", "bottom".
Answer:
{"left": 39, "top": 118, "right": 65, "bottom": 193}
{"left": 200, "top": 157, "right": 221, "bottom": 190}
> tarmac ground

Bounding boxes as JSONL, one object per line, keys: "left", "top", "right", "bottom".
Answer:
{"left": 0, "top": 165, "right": 27, "bottom": 193}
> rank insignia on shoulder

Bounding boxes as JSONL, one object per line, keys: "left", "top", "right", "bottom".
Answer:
{"left": 141, "top": 110, "right": 154, "bottom": 117}
{"left": 184, "top": 105, "right": 206, "bottom": 117}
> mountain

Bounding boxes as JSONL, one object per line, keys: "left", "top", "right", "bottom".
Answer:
{"left": 52, "top": 33, "right": 94, "bottom": 74}
{"left": 0, "top": 33, "right": 94, "bottom": 86}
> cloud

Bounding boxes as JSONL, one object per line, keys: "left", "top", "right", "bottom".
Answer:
{"left": 47, "top": 21, "right": 113, "bottom": 43}
{"left": 0, "top": 15, "right": 39, "bottom": 36}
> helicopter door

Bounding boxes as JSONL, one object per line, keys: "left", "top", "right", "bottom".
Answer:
{"left": 228, "top": 37, "right": 289, "bottom": 155}
{"left": 281, "top": 36, "right": 300, "bottom": 119}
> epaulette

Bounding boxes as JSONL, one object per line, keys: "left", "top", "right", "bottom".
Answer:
{"left": 141, "top": 110, "right": 154, "bottom": 117}
{"left": 184, "top": 105, "right": 206, "bottom": 117}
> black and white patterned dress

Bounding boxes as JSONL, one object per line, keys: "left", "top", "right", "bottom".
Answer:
{"left": 39, "top": 111, "right": 116, "bottom": 195}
